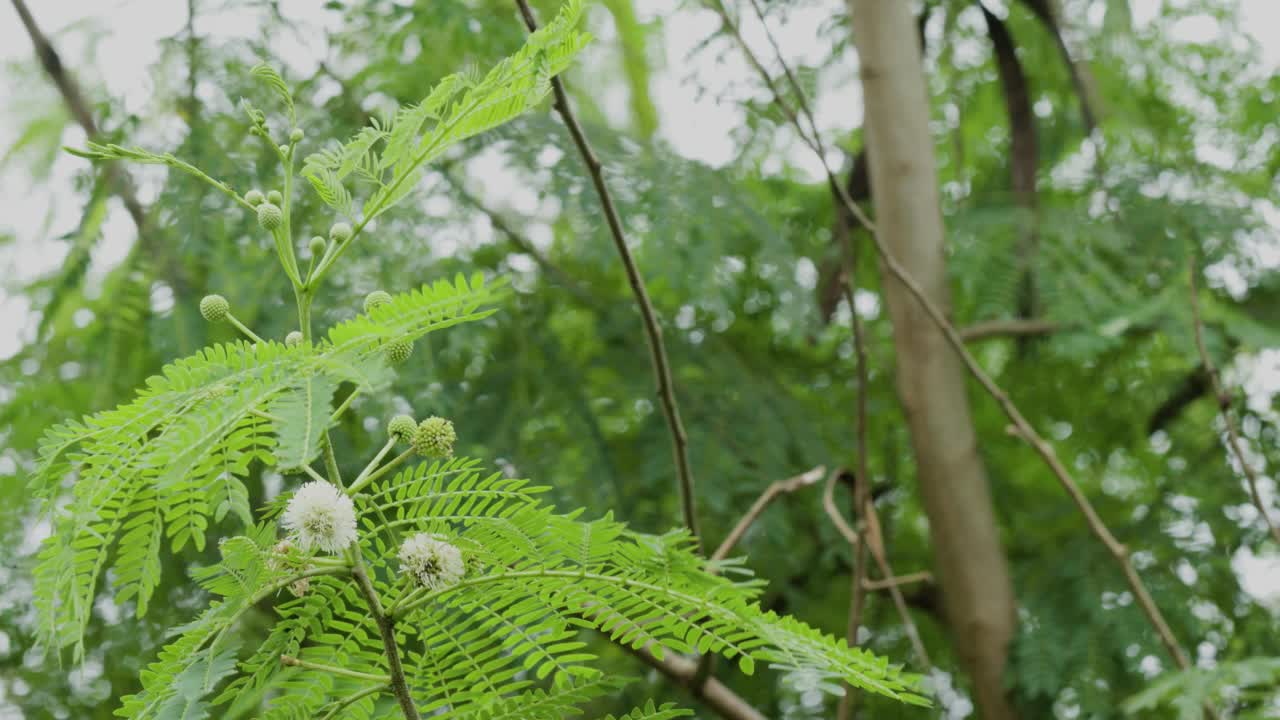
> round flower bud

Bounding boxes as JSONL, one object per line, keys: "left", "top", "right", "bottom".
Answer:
{"left": 281, "top": 480, "right": 358, "bottom": 554}
{"left": 398, "top": 533, "right": 465, "bottom": 590}
{"left": 289, "top": 128, "right": 305, "bottom": 143}
{"left": 329, "top": 222, "right": 353, "bottom": 243}
{"left": 363, "top": 290, "right": 393, "bottom": 314}
{"left": 411, "top": 416, "right": 456, "bottom": 458}
{"left": 257, "top": 202, "right": 283, "bottom": 231}
{"left": 244, "top": 189, "right": 265, "bottom": 207}
{"left": 285, "top": 331, "right": 304, "bottom": 348}
{"left": 386, "top": 339, "right": 413, "bottom": 365}
{"left": 278, "top": 144, "right": 290, "bottom": 157}
{"left": 308, "top": 236, "right": 326, "bottom": 258}
{"left": 387, "top": 414, "right": 417, "bottom": 443}
{"left": 199, "top": 294, "right": 230, "bottom": 323}
{"left": 267, "top": 190, "right": 283, "bottom": 205}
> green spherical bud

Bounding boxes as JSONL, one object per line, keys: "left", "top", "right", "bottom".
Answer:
{"left": 289, "top": 128, "right": 305, "bottom": 143}
{"left": 387, "top": 414, "right": 417, "bottom": 443}
{"left": 257, "top": 202, "right": 283, "bottom": 231}
{"left": 411, "top": 416, "right": 456, "bottom": 458}
{"left": 309, "top": 236, "right": 326, "bottom": 258}
{"left": 285, "top": 331, "right": 304, "bottom": 348}
{"left": 363, "top": 290, "right": 393, "bottom": 314}
{"left": 199, "top": 294, "right": 230, "bottom": 323}
{"left": 266, "top": 190, "right": 283, "bottom": 205}
{"left": 386, "top": 339, "right": 414, "bottom": 365}
{"left": 245, "top": 189, "right": 265, "bottom": 207}
{"left": 329, "top": 222, "right": 353, "bottom": 243}
{"left": 278, "top": 144, "right": 290, "bottom": 157}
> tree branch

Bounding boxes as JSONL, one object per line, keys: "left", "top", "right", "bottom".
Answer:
{"left": 711, "top": 465, "right": 824, "bottom": 562}
{"left": 513, "top": 0, "right": 703, "bottom": 552}
{"left": 623, "top": 644, "right": 767, "bottom": 720}
{"left": 711, "top": 0, "right": 1203, "bottom": 682}
{"left": 958, "top": 318, "right": 1061, "bottom": 342}
{"left": 1187, "top": 260, "right": 1280, "bottom": 545}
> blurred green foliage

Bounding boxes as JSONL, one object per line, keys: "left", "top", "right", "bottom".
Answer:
{"left": 0, "top": 0, "right": 1277, "bottom": 717}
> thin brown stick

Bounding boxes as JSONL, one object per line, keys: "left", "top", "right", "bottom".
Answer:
{"left": 623, "top": 645, "right": 767, "bottom": 720}
{"left": 711, "top": 465, "right": 825, "bottom": 562}
{"left": 710, "top": 0, "right": 1200, "bottom": 677}
{"left": 514, "top": 0, "right": 703, "bottom": 553}
{"left": 1187, "top": 260, "right": 1280, "bottom": 545}
{"left": 959, "top": 318, "right": 1061, "bottom": 342}
{"left": 863, "top": 571, "right": 933, "bottom": 591}
{"left": 821, "top": 470, "right": 931, "bottom": 672}
{"left": 11, "top": 0, "right": 187, "bottom": 294}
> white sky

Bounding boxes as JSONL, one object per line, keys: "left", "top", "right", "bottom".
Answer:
{"left": 0, "top": 0, "right": 1278, "bottom": 605}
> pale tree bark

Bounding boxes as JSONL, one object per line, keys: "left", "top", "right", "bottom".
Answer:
{"left": 847, "top": 2, "right": 1019, "bottom": 718}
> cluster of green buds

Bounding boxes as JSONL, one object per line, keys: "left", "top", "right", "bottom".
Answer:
{"left": 386, "top": 414, "right": 456, "bottom": 459}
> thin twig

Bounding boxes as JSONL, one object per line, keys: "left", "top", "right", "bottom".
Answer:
{"left": 711, "top": 466, "right": 824, "bottom": 562}
{"left": 1187, "top": 259, "right": 1280, "bottom": 545}
{"left": 280, "top": 654, "right": 391, "bottom": 683}
{"left": 958, "top": 318, "right": 1061, "bottom": 342}
{"left": 709, "top": 0, "right": 1200, "bottom": 676}
{"left": 513, "top": 0, "right": 703, "bottom": 553}
{"left": 863, "top": 571, "right": 933, "bottom": 591}
{"left": 822, "top": 469, "right": 931, "bottom": 671}
{"left": 839, "top": 238, "right": 875, "bottom": 719}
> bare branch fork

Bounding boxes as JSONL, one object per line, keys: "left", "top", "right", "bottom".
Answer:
{"left": 705, "top": 0, "right": 1204, "bottom": 679}
{"left": 513, "top": 0, "right": 703, "bottom": 554}
{"left": 1187, "top": 258, "right": 1280, "bottom": 546}
{"left": 711, "top": 465, "right": 825, "bottom": 562}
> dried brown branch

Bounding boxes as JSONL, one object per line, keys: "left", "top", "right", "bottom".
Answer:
{"left": 12, "top": 0, "right": 188, "bottom": 294}
{"left": 959, "top": 318, "right": 1061, "bottom": 342}
{"left": 863, "top": 571, "right": 933, "bottom": 591}
{"left": 711, "top": 466, "right": 825, "bottom": 562}
{"left": 710, "top": 0, "right": 1203, "bottom": 683}
{"left": 514, "top": 0, "right": 703, "bottom": 553}
{"left": 623, "top": 645, "right": 767, "bottom": 720}
{"left": 821, "top": 469, "right": 932, "bottom": 673}
{"left": 1187, "top": 260, "right": 1280, "bottom": 545}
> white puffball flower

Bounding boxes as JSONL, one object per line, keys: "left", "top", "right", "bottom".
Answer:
{"left": 281, "top": 481, "right": 358, "bottom": 553}
{"left": 398, "top": 534, "right": 465, "bottom": 590}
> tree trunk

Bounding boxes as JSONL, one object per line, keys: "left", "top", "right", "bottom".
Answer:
{"left": 846, "top": 2, "right": 1020, "bottom": 718}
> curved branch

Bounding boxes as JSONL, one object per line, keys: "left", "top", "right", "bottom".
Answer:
{"left": 1187, "top": 261, "right": 1280, "bottom": 545}
{"left": 513, "top": 0, "right": 703, "bottom": 552}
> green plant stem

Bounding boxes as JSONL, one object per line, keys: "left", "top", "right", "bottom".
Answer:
{"left": 352, "top": 563, "right": 421, "bottom": 720}
{"left": 348, "top": 446, "right": 412, "bottom": 495}
{"left": 321, "top": 684, "right": 388, "bottom": 720}
{"left": 296, "top": 288, "right": 313, "bottom": 344}
{"left": 302, "top": 464, "right": 328, "bottom": 484}
{"left": 225, "top": 313, "right": 265, "bottom": 343}
{"left": 323, "top": 433, "right": 345, "bottom": 487}
{"left": 329, "top": 389, "right": 360, "bottom": 424}
{"left": 394, "top": 568, "right": 727, "bottom": 622}
{"left": 280, "top": 654, "right": 391, "bottom": 683}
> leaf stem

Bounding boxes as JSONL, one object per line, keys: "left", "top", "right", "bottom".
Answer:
{"left": 348, "top": 446, "right": 412, "bottom": 495}
{"left": 225, "top": 312, "right": 265, "bottom": 344}
{"left": 320, "top": 683, "right": 388, "bottom": 720}
{"left": 280, "top": 654, "right": 391, "bottom": 683}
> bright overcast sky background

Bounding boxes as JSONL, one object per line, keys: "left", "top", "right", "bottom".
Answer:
{"left": 1, "top": 0, "right": 1279, "bottom": 604}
